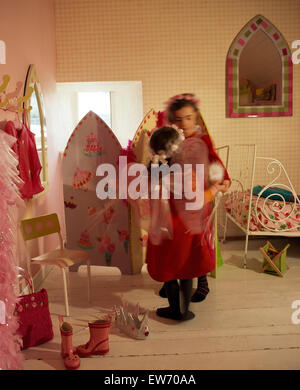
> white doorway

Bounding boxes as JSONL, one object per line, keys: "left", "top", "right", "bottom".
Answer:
{"left": 56, "top": 81, "right": 143, "bottom": 151}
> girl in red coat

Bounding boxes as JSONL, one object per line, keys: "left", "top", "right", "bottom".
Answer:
{"left": 147, "top": 94, "right": 230, "bottom": 320}
{"left": 145, "top": 123, "right": 227, "bottom": 321}
{"left": 157, "top": 94, "right": 231, "bottom": 303}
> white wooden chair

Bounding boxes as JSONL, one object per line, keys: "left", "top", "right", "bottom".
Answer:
{"left": 20, "top": 213, "right": 91, "bottom": 316}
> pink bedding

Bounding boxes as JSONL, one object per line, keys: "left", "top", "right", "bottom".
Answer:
{"left": 224, "top": 190, "right": 300, "bottom": 232}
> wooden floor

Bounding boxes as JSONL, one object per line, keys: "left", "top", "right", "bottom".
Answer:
{"left": 22, "top": 237, "right": 300, "bottom": 370}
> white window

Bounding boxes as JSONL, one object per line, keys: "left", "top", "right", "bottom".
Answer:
{"left": 77, "top": 91, "right": 111, "bottom": 127}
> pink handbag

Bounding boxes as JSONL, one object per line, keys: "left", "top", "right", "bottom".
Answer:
{"left": 15, "top": 267, "right": 54, "bottom": 350}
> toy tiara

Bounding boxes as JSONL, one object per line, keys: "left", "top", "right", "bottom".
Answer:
{"left": 112, "top": 297, "right": 149, "bottom": 340}
{"left": 165, "top": 93, "right": 200, "bottom": 110}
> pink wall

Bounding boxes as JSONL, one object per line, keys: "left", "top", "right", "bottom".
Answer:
{"left": 0, "top": 0, "right": 64, "bottom": 262}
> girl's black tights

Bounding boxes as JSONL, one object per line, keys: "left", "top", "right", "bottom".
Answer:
{"left": 159, "top": 275, "right": 210, "bottom": 302}
{"left": 156, "top": 279, "right": 194, "bottom": 321}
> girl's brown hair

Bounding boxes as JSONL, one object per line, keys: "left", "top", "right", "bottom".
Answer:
{"left": 149, "top": 126, "right": 179, "bottom": 154}
{"left": 166, "top": 93, "right": 201, "bottom": 125}
{"left": 148, "top": 126, "right": 179, "bottom": 170}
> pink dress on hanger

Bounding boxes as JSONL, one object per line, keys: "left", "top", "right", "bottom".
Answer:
{"left": 4, "top": 121, "right": 44, "bottom": 199}
{"left": 3, "top": 120, "right": 18, "bottom": 154}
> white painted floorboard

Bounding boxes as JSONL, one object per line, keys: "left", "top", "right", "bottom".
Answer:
{"left": 22, "top": 237, "right": 300, "bottom": 370}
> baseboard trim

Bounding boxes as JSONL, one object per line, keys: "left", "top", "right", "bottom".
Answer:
{"left": 220, "top": 236, "right": 247, "bottom": 241}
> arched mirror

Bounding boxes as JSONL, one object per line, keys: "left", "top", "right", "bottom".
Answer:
{"left": 226, "top": 15, "right": 293, "bottom": 118}
{"left": 23, "top": 64, "right": 48, "bottom": 194}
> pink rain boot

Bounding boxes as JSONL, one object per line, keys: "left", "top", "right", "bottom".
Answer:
{"left": 76, "top": 319, "right": 111, "bottom": 357}
{"left": 59, "top": 315, "right": 80, "bottom": 370}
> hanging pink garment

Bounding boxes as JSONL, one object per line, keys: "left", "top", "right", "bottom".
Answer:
{"left": 4, "top": 121, "right": 44, "bottom": 199}
{"left": 0, "top": 131, "right": 23, "bottom": 369}
{"left": 3, "top": 120, "right": 18, "bottom": 154}
{"left": 26, "top": 126, "right": 44, "bottom": 195}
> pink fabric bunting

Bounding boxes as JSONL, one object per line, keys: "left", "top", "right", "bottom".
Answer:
{"left": 0, "top": 131, "right": 24, "bottom": 370}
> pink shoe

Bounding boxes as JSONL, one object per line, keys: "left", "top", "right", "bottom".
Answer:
{"left": 59, "top": 315, "right": 80, "bottom": 370}
{"left": 76, "top": 319, "right": 111, "bottom": 357}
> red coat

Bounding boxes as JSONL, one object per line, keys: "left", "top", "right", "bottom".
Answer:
{"left": 146, "top": 130, "right": 227, "bottom": 282}
{"left": 146, "top": 193, "right": 215, "bottom": 282}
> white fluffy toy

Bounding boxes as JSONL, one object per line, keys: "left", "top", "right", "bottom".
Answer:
{"left": 209, "top": 161, "right": 225, "bottom": 183}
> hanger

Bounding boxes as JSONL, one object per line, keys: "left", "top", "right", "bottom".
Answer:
{"left": 6, "top": 81, "right": 23, "bottom": 100}
{"left": 0, "top": 97, "right": 9, "bottom": 107}
{"left": 13, "top": 111, "right": 22, "bottom": 130}
{"left": 0, "top": 76, "right": 33, "bottom": 114}
{"left": 0, "top": 74, "right": 10, "bottom": 94}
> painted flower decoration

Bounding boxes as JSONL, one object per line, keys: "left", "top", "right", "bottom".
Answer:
{"left": 118, "top": 230, "right": 129, "bottom": 242}
{"left": 99, "top": 235, "right": 111, "bottom": 246}
{"left": 103, "top": 206, "right": 115, "bottom": 224}
{"left": 107, "top": 243, "right": 116, "bottom": 253}
{"left": 98, "top": 234, "right": 112, "bottom": 253}
{"left": 98, "top": 244, "right": 106, "bottom": 254}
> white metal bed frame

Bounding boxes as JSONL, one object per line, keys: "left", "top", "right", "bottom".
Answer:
{"left": 217, "top": 144, "right": 300, "bottom": 268}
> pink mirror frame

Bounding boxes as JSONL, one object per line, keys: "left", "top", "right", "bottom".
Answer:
{"left": 226, "top": 15, "right": 293, "bottom": 118}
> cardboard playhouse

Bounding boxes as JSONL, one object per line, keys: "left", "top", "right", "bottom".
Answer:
{"left": 62, "top": 110, "right": 224, "bottom": 276}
